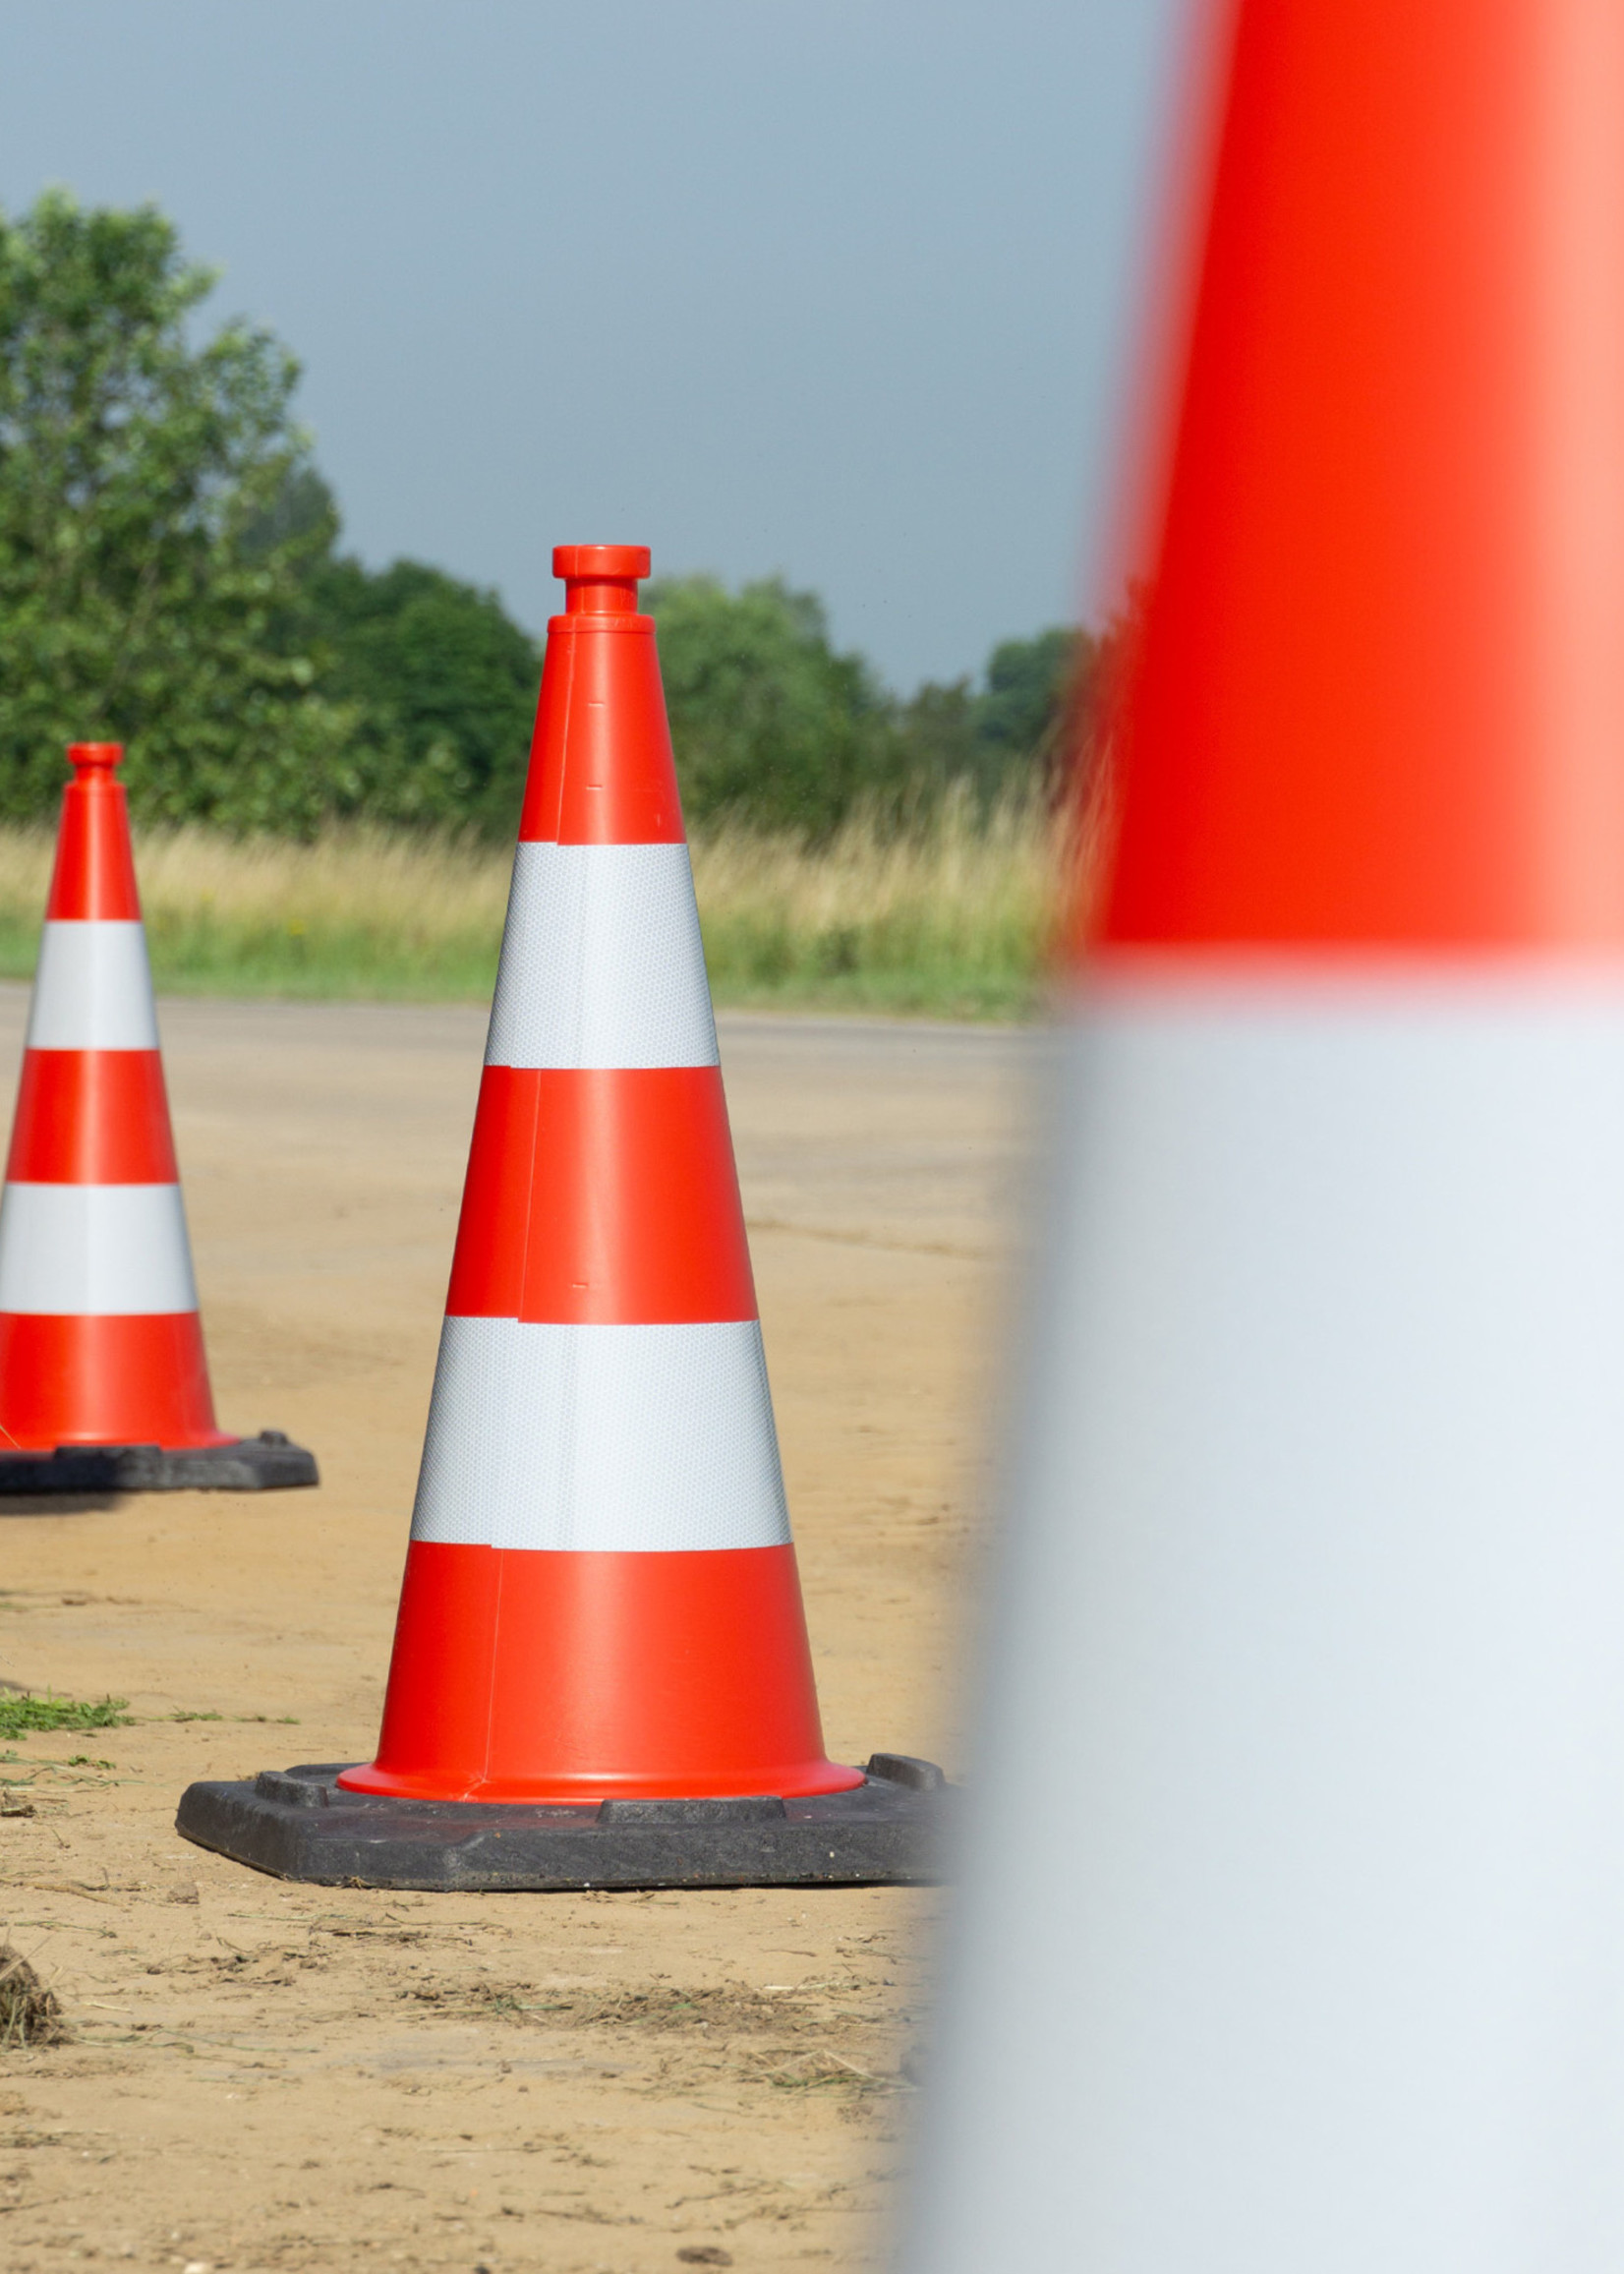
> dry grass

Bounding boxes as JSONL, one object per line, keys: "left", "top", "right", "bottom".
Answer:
{"left": 0, "top": 823, "right": 508, "bottom": 1001}
{"left": 0, "top": 786, "right": 1072, "bottom": 1019}
{"left": 0, "top": 822, "right": 510, "bottom": 1001}
{"left": 0, "top": 1947, "right": 64, "bottom": 2048}
{"left": 690, "top": 784, "right": 1065, "bottom": 1018}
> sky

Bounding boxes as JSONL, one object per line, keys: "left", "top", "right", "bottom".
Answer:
{"left": 0, "top": 0, "right": 1188, "bottom": 693}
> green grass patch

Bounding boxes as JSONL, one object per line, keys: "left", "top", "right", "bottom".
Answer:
{"left": 144, "top": 914, "right": 501, "bottom": 1002}
{"left": 0, "top": 1691, "right": 130, "bottom": 1733}
{"left": 0, "top": 904, "right": 1035, "bottom": 1018}
{"left": 0, "top": 913, "right": 499, "bottom": 1005}
{"left": 698, "top": 909, "right": 1041, "bottom": 1021}
{"left": 0, "top": 928, "right": 1034, "bottom": 1018}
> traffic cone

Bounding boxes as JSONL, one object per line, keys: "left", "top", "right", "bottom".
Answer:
{"left": 899, "top": 3, "right": 1624, "bottom": 2268}
{"left": 178, "top": 547, "right": 945, "bottom": 1886}
{"left": 0, "top": 743, "right": 318, "bottom": 1493}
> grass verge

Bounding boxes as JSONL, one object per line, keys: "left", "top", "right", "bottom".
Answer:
{"left": 0, "top": 789, "right": 1068, "bottom": 1020}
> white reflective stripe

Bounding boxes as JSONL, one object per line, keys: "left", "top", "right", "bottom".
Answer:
{"left": 0, "top": 1183, "right": 197, "bottom": 1314}
{"left": 485, "top": 842, "right": 719, "bottom": 1070}
{"left": 908, "top": 982, "right": 1624, "bottom": 2274}
{"left": 411, "top": 1315, "right": 790, "bottom": 1550}
{"left": 26, "top": 922, "right": 159, "bottom": 1051}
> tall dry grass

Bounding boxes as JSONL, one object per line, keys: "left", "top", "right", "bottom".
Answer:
{"left": 0, "top": 824, "right": 510, "bottom": 1000}
{"left": 691, "top": 785, "right": 1065, "bottom": 1016}
{"left": 0, "top": 787, "right": 1070, "bottom": 1018}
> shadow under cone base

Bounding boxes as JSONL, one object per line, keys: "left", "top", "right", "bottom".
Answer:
{"left": 0, "top": 1431, "right": 319, "bottom": 1494}
{"left": 175, "top": 1755, "right": 951, "bottom": 1890}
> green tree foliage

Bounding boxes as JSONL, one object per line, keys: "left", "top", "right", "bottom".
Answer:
{"left": 0, "top": 191, "right": 358, "bottom": 830}
{"left": 893, "top": 625, "right": 1099, "bottom": 805}
{"left": 307, "top": 554, "right": 539, "bottom": 837}
{"left": 891, "top": 677, "right": 982, "bottom": 794}
{"left": 646, "top": 574, "right": 903, "bottom": 834}
{"left": 978, "top": 626, "right": 1089, "bottom": 771}
{"left": 0, "top": 190, "right": 1098, "bottom": 843}
{"left": 649, "top": 576, "right": 1101, "bottom": 830}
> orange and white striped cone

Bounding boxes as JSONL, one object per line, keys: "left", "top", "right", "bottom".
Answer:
{"left": 178, "top": 548, "right": 944, "bottom": 1885}
{"left": 899, "top": 3, "right": 1624, "bottom": 2267}
{"left": 0, "top": 744, "right": 317, "bottom": 1493}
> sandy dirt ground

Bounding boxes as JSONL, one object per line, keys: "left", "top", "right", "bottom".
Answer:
{"left": 0, "top": 993, "right": 1037, "bottom": 2273}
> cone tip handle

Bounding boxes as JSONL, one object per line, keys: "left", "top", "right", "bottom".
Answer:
{"left": 553, "top": 544, "right": 650, "bottom": 581}
{"left": 66, "top": 743, "right": 123, "bottom": 774}
{"left": 552, "top": 545, "right": 651, "bottom": 616}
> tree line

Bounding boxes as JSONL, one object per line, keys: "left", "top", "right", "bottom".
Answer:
{"left": 0, "top": 192, "right": 1107, "bottom": 839}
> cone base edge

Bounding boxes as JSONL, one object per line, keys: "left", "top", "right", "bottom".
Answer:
{"left": 174, "top": 1757, "right": 951, "bottom": 1890}
{"left": 0, "top": 1432, "right": 319, "bottom": 1494}
{"left": 333, "top": 1755, "right": 867, "bottom": 1804}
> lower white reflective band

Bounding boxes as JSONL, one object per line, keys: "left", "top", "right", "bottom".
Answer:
{"left": 411, "top": 1315, "right": 790, "bottom": 1550}
{"left": 0, "top": 1182, "right": 198, "bottom": 1314}
{"left": 906, "top": 980, "right": 1624, "bottom": 2274}
{"left": 26, "top": 922, "right": 160, "bottom": 1051}
{"left": 484, "top": 842, "right": 719, "bottom": 1070}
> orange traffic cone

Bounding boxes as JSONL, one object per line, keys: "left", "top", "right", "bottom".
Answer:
{"left": 899, "top": 2, "right": 1624, "bottom": 2267}
{"left": 179, "top": 548, "right": 945, "bottom": 1886}
{"left": 0, "top": 744, "right": 317, "bottom": 1492}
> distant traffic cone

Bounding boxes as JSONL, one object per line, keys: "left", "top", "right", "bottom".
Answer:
{"left": 179, "top": 548, "right": 944, "bottom": 1886}
{"left": 0, "top": 744, "right": 318, "bottom": 1492}
{"left": 900, "top": 3, "right": 1624, "bottom": 2268}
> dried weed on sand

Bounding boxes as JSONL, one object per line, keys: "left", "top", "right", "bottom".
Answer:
{"left": 0, "top": 1948, "right": 64, "bottom": 2049}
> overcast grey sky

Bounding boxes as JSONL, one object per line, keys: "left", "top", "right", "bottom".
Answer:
{"left": 0, "top": 0, "right": 1186, "bottom": 691}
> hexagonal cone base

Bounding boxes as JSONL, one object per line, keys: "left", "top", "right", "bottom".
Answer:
{"left": 0, "top": 1431, "right": 319, "bottom": 1493}
{"left": 175, "top": 1754, "right": 951, "bottom": 1890}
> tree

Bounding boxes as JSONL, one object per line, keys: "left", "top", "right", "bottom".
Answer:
{"left": 645, "top": 574, "right": 903, "bottom": 834}
{"left": 0, "top": 185, "right": 1105, "bottom": 842}
{"left": 893, "top": 676, "right": 984, "bottom": 796}
{"left": 886, "top": 625, "right": 1099, "bottom": 808}
{"left": 307, "top": 555, "right": 539, "bottom": 836}
{"left": 974, "top": 624, "right": 1097, "bottom": 794}
{"left": 0, "top": 190, "right": 355, "bottom": 830}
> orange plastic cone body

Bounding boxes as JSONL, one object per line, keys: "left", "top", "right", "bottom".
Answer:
{"left": 902, "top": 5, "right": 1624, "bottom": 2270}
{"left": 1082, "top": 0, "right": 1624, "bottom": 960}
{"left": 342, "top": 547, "right": 860, "bottom": 1804}
{"left": 0, "top": 746, "right": 227, "bottom": 1452}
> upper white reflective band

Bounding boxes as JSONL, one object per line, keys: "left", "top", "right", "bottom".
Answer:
{"left": 26, "top": 922, "right": 160, "bottom": 1052}
{"left": 906, "top": 979, "right": 1624, "bottom": 2274}
{"left": 0, "top": 1183, "right": 197, "bottom": 1314}
{"left": 411, "top": 1315, "right": 790, "bottom": 1550}
{"left": 485, "top": 842, "right": 719, "bottom": 1070}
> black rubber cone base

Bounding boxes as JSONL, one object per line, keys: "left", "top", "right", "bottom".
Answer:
{"left": 176, "top": 1753, "right": 951, "bottom": 1891}
{"left": 0, "top": 1431, "right": 319, "bottom": 1494}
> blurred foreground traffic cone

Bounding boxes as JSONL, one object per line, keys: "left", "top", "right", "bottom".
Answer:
{"left": 0, "top": 744, "right": 318, "bottom": 1493}
{"left": 179, "top": 547, "right": 945, "bottom": 1886}
{"left": 900, "top": 3, "right": 1624, "bottom": 2268}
